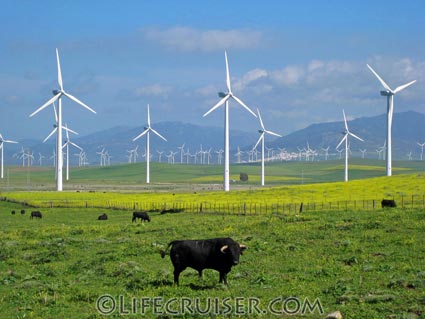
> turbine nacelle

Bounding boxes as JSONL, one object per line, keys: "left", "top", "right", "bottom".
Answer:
{"left": 52, "top": 89, "right": 61, "bottom": 96}
{"left": 380, "top": 90, "right": 392, "bottom": 97}
{"left": 218, "top": 92, "right": 227, "bottom": 98}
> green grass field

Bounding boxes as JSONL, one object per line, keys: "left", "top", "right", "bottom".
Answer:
{"left": 0, "top": 160, "right": 424, "bottom": 318}
{"left": 0, "top": 201, "right": 424, "bottom": 319}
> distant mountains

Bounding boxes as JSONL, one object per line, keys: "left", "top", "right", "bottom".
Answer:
{"left": 5, "top": 110, "right": 425, "bottom": 165}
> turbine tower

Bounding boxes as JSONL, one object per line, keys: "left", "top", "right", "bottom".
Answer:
{"left": 366, "top": 64, "right": 416, "bottom": 176}
{"left": 203, "top": 51, "right": 256, "bottom": 191}
{"left": 252, "top": 108, "right": 281, "bottom": 186}
{"left": 29, "top": 48, "right": 96, "bottom": 191}
{"left": 0, "top": 133, "right": 18, "bottom": 179}
{"left": 336, "top": 110, "right": 364, "bottom": 182}
{"left": 133, "top": 104, "right": 167, "bottom": 183}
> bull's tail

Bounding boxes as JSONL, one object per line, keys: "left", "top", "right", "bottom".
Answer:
{"left": 159, "top": 241, "right": 178, "bottom": 258}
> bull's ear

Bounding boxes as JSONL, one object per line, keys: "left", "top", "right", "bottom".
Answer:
{"left": 220, "top": 245, "right": 229, "bottom": 254}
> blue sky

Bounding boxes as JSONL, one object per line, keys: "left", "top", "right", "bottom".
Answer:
{"left": 1, "top": 0, "right": 424, "bottom": 140}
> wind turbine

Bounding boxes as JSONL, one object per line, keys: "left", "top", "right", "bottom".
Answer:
{"left": 62, "top": 123, "right": 82, "bottom": 180}
{"left": 0, "top": 133, "right": 18, "bottom": 179}
{"left": 133, "top": 104, "right": 167, "bottom": 183}
{"left": 366, "top": 64, "right": 416, "bottom": 176}
{"left": 336, "top": 110, "right": 364, "bottom": 182}
{"left": 252, "top": 108, "right": 282, "bottom": 186}
{"left": 29, "top": 48, "right": 96, "bottom": 191}
{"left": 417, "top": 142, "right": 425, "bottom": 161}
{"left": 203, "top": 51, "right": 257, "bottom": 191}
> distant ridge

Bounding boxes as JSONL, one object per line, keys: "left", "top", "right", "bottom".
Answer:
{"left": 5, "top": 111, "right": 425, "bottom": 164}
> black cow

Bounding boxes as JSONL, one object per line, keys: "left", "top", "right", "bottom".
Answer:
{"left": 11, "top": 210, "right": 15, "bottom": 215}
{"left": 132, "top": 211, "right": 150, "bottom": 222}
{"left": 98, "top": 213, "right": 108, "bottom": 220}
{"left": 161, "top": 237, "right": 247, "bottom": 285}
{"left": 20, "top": 209, "right": 25, "bottom": 215}
{"left": 30, "top": 211, "right": 42, "bottom": 219}
{"left": 381, "top": 199, "right": 397, "bottom": 208}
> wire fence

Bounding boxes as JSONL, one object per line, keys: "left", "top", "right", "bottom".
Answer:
{"left": 3, "top": 194, "right": 424, "bottom": 215}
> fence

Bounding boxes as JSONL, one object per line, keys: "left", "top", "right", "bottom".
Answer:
{"left": 3, "top": 194, "right": 424, "bottom": 214}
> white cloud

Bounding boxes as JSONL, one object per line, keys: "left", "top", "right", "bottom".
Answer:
{"left": 233, "top": 68, "right": 268, "bottom": 91}
{"left": 141, "top": 26, "right": 263, "bottom": 52}
{"left": 270, "top": 66, "right": 305, "bottom": 86}
{"left": 134, "top": 84, "right": 171, "bottom": 97}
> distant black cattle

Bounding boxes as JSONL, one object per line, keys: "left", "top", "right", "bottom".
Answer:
{"left": 20, "top": 209, "right": 25, "bottom": 215}
{"left": 381, "top": 199, "right": 397, "bottom": 208}
{"left": 11, "top": 210, "right": 15, "bottom": 215}
{"left": 98, "top": 213, "right": 108, "bottom": 220}
{"left": 132, "top": 211, "right": 150, "bottom": 222}
{"left": 30, "top": 211, "right": 42, "bottom": 219}
{"left": 161, "top": 237, "right": 247, "bottom": 285}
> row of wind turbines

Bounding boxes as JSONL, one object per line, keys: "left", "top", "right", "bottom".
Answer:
{"left": 0, "top": 49, "right": 417, "bottom": 191}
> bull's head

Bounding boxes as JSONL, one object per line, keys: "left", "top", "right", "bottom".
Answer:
{"left": 220, "top": 244, "right": 247, "bottom": 265}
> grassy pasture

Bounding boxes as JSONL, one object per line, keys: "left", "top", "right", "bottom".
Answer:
{"left": 0, "top": 200, "right": 424, "bottom": 319}
{"left": 2, "top": 173, "right": 425, "bottom": 212}
{"left": 1, "top": 159, "right": 423, "bottom": 191}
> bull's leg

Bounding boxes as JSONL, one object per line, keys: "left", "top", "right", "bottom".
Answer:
{"left": 132, "top": 216, "right": 136, "bottom": 222}
{"left": 219, "top": 272, "right": 228, "bottom": 285}
{"left": 173, "top": 268, "right": 182, "bottom": 285}
{"left": 198, "top": 270, "right": 203, "bottom": 278}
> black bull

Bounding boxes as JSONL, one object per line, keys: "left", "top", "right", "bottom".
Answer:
{"left": 161, "top": 237, "right": 247, "bottom": 285}
{"left": 132, "top": 211, "right": 150, "bottom": 222}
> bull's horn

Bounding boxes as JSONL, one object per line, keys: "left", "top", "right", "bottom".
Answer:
{"left": 220, "top": 245, "right": 229, "bottom": 253}
{"left": 240, "top": 244, "right": 247, "bottom": 250}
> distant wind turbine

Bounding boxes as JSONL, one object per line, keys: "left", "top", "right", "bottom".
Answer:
{"left": 62, "top": 123, "right": 82, "bottom": 181}
{"left": 417, "top": 142, "right": 425, "bottom": 161}
{"left": 203, "top": 51, "right": 256, "bottom": 191}
{"left": 336, "top": 110, "right": 364, "bottom": 182}
{"left": 367, "top": 64, "right": 416, "bottom": 176}
{"left": 29, "top": 48, "right": 96, "bottom": 191}
{"left": 0, "top": 133, "right": 18, "bottom": 179}
{"left": 133, "top": 104, "right": 167, "bottom": 183}
{"left": 252, "top": 108, "right": 281, "bottom": 186}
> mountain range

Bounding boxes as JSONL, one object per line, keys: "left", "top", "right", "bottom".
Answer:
{"left": 5, "top": 110, "right": 425, "bottom": 165}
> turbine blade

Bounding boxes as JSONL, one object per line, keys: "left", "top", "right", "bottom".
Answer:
{"left": 43, "top": 128, "right": 57, "bottom": 143}
{"left": 63, "top": 92, "right": 96, "bottom": 114}
{"left": 366, "top": 64, "right": 393, "bottom": 92}
{"left": 253, "top": 134, "right": 264, "bottom": 150}
{"left": 231, "top": 94, "right": 257, "bottom": 117}
{"left": 257, "top": 108, "right": 265, "bottom": 130}
{"left": 265, "top": 130, "right": 282, "bottom": 138}
{"left": 30, "top": 94, "right": 60, "bottom": 117}
{"left": 3, "top": 139, "right": 18, "bottom": 144}
{"left": 69, "top": 141, "right": 83, "bottom": 150}
{"left": 393, "top": 80, "right": 417, "bottom": 94}
{"left": 342, "top": 109, "right": 349, "bottom": 131}
{"left": 53, "top": 102, "right": 58, "bottom": 122}
{"left": 56, "top": 48, "right": 63, "bottom": 91}
{"left": 349, "top": 132, "right": 364, "bottom": 142}
{"left": 132, "top": 129, "right": 149, "bottom": 141}
{"left": 336, "top": 134, "right": 347, "bottom": 150}
{"left": 203, "top": 95, "right": 229, "bottom": 117}
{"left": 224, "top": 51, "right": 231, "bottom": 93}
{"left": 151, "top": 128, "right": 168, "bottom": 142}
{"left": 64, "top": 126, "right": 79, "bottom": 135}
{"left": 147, "top": 104, "right": 151, "bottom": 127}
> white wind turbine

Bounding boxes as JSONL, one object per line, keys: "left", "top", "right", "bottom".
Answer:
{"left": 417, "top": 142, "right": 425, "bottom": 161}
{"left": 203, "top": 51, "right": 257, "bottom": 191}
{"left": 62, "top": 123, "right": 82, "bottom": 181}
{"left": 367, "top": 64, "right": 416, "bottom": 176}
{"left": 29, "top": 48, "right": 96, "bottom": 191}
{"left": 0, "top": 133, "right": 18, "bottom": 179}
{"left": 133, "top": 104, "right": 167, "bottom": 183}
{"left": 336, "top": 110, "right": 364, "bottom": 182}
{"left": 252, "top": 108, "right": 282, "bottom": 186}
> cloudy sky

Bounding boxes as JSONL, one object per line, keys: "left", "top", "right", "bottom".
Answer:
{"left": 1, "top": 0, "right": 424, "bottom": 140}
